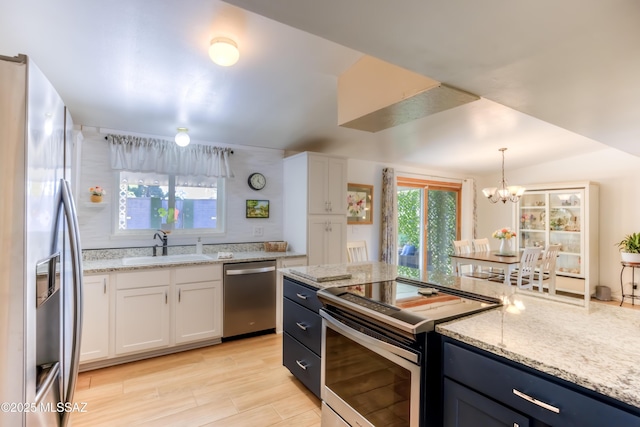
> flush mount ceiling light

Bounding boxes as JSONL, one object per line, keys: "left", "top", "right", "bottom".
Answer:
{"left": 482, "top": 148, "right": 525, "bottom": 204}
{"left": 208, "top": 37, "right": 239, "bottom": 66}
{"left": 175, "top": 127, "right": 190, "bottom": 147}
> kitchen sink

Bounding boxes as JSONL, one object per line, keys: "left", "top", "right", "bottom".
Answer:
{"left": 122, "top": 254, "right": 213, "bottom": 266}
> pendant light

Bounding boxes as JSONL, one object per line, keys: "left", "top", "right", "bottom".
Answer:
{"left": 208, "top": 37, "right": 240, "bottom": 67}
{"left": 482, "top": 148, "right": 525, "bottom": 204}
{"left": 175, "top": 127, "right": 190, "bottom": 147}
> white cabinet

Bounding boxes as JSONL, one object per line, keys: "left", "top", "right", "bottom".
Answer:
{"left": 284, "top": 152, "right": 347, "bottom": 265}
{"left": 115, "top": 286, "right": 170, "bottom": 355}
{"left": 515, "top": 181, "right": 599, "bottom": 297}
{"left": 108, "top": 265, "right": 222, "bottom": 359}
{"left": 114, "top": 269, "right": 171, "bottom": 355}
{"left": 80, "top": 274, "right": 109, "bottom": 362}
{"left": 308, "top": 216, "right": 347, "bottom": 266}
{"left": 175, "top": 282, "right": 221, "bottom": 344}
{"left": 174, "top": 265, "right": 222, "bottom": 344}
{"left": 308, "top": 155, "right": 347, "bottom": 214}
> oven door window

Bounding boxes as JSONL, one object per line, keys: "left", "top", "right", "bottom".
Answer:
{"left": 324, "top": 326, "right": 419, "bottom": 426}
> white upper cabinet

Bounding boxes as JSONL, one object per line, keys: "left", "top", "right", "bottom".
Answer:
{"left": 308, "top": 154, "right": 347, "bottom": 215}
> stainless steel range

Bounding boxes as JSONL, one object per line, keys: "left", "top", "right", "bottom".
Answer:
{"left": 317, "top": 278, "right": 500, "bottom": 427}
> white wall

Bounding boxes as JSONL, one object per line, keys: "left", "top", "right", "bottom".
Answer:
{"left": 77, "top": 128, "right": 284, "bottom": 249}
{"left": 476, "top": 146, "right": 640, "bottom": 299}
{"left": 347, "top": 158, "right": 469, "bottom": 261}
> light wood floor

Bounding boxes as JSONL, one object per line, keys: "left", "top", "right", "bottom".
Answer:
{"left": 70, "top": 333, "right": 321, "bottom": 427}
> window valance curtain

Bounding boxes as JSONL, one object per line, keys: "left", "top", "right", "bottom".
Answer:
{"left": 107, "top": 134, "right": 235, "bottom": 178}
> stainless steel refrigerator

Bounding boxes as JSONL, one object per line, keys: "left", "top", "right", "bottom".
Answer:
{"left": 0, "top": 54, "right": 83, "bottom": 427}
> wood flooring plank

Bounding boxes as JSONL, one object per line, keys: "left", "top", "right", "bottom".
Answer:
{"left": 201, "top": 405, "right": 284, "bottom": 427}
{"left": 270, "top": 409, "right": 322, "bottom": 427}
{"left": 71, "top": 333, "right": 322, "bottom": 427}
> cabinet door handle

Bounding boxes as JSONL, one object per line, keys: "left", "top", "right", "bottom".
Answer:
{"left": 178, "top": 289, "right": 181, "bottom": 303}
{"left": 328, "top": 201, "right": 332, "bottom": 212}
{"left": 295, "top": 359, "right": 308, "bottom": 370}
{"left": 165, "top": 291, "right": 168, "bottom": 304}
{"left": 512, "top": 389, "right": 560, "bottom": 414}
{"left": 103, "top": 278, "right": 107, "bottom": 294}
{"left": 296, "top": 322, "right": 307, "bottom": 331}
{"left": 296, "top": 293, "right": 308, "bottom": 300}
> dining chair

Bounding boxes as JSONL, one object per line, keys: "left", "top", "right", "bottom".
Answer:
{"left": 453, "top": 240, "right": 473, "bottom": 275}
{"left": 534, "top": 244, "right": 561, "bottom": 293}
{"left": 347, "top": 240, "right": 369, "bottom": 263}
{"left": 472, "top": 238, "right": 503, "bottom": 279}
{"left": 511, "top": 247, "right": 543, "bottom": 289}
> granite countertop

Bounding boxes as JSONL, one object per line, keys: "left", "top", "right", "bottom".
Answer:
{"left": 436, "top": 281, "right": 640, "bottom": 410}
{"left": 282, "top": 262, "right": 640, "bottom": 410}
{"left": 279, "top": 261, "right": 398, "bottom": 289}
{"left": 83, "top": 250, "right": 306, "bottom": 274}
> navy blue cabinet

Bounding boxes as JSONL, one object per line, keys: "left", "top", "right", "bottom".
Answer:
{"left": 443, "top": 339, "right": 640, "bottom": 427}
{"left": 282, "top": 278, "right": 322, "bottom": 398}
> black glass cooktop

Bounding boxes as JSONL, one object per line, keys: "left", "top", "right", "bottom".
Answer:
{"left": 317, "top": 279, "right": 500, "bottom": 335}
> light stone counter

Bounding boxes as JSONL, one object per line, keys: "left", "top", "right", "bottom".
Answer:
{"left": 83, "top": 246, "right": 306, "bottom": 274}
{"left": 279, "top": 261, "right": 398, "bottom": 289}
{"left": 282, "top": 262, "right": 640, "bottom": 410}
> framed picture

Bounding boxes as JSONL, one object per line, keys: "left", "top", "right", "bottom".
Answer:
{"left": 347, "top": 183, "right": 373, "bottom": 225}
{"left": 246, "top": 200, "right": 269, "bottom": 218}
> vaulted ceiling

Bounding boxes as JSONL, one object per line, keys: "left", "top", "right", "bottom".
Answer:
{"left": 1, "top": 0, "right": 638, "bottom": 174}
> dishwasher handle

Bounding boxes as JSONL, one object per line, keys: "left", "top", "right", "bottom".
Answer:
{"left": 225, "top": 266, "right": 276, "bottom": 275}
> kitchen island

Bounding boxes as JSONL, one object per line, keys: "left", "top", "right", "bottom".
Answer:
{"left": 279, "top": 262, "right": 640, "bottom": 419}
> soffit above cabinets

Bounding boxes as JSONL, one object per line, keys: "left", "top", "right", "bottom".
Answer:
{"left": 338, "top": 55, "right": 479, "bottom": 132}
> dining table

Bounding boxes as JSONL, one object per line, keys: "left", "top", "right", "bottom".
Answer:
{"left": 450, "top": 251, "right": 522, "bottom": 285}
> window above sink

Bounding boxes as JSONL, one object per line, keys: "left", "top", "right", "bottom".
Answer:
{"left": 114, "top": 171, "right": 226, "bottom": 237}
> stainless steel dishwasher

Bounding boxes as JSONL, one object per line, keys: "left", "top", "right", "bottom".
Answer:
{"left": 223, "top": 260, "right": 277, "bottom": 338}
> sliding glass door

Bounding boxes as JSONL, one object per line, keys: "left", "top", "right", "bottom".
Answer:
{"left": 397, "top": 178, "right": 461, "bottom": 274}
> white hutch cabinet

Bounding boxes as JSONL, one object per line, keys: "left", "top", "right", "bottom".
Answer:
{"left": 515, "top": 181, "right": 599, "bottom": 297}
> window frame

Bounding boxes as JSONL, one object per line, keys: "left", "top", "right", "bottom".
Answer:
{"left": 111, "top": 171, "right": 226, "bottom": 237}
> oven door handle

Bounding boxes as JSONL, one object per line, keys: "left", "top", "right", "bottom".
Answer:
{"left": 320, "top": 310, "right": 419, "bottom": 364}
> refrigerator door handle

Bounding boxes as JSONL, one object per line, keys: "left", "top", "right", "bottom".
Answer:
{"left": 57, "top": 179, "right": 84, "bottom": 427}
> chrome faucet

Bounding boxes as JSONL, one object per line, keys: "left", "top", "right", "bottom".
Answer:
{"left": 153, "top": 230, "right": 168, "bottom": 256}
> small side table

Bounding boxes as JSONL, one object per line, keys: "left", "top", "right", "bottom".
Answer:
{"left": 619, "top": 261, "right": 640, "bottom": 306}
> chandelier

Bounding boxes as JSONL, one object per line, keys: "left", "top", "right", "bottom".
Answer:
{"left": 482, "top": 148, "right": 525, "bottom": 204}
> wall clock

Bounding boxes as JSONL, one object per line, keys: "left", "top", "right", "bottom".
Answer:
{"left": 248, "top": 172, "right": 266, "bottom": 190}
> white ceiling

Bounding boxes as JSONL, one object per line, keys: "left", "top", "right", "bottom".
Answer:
{"left": 1, "top": 0, "right": 637, "bottom": 175}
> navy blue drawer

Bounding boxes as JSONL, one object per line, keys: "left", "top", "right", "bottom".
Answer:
{"left": 444, "top": 378, "right": 531, "bottom": 427}
{"left": 444, "top": 342, "right": 640, "bottom": 427}
{"left": 283, "top": 332, "right": 321, "bottom": 398}
{"left": 283, "top": 278, "right": 322, "bottom": 312}
{"left": 283, "top": 298, "right": 322, "bottom": 355}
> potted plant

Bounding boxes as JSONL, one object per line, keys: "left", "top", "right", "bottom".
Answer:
{"left": 89, "top": 186, "right": 104, "bottom": 203}
{"left": 615, "top": 232, "right": 640, "bottom": 263}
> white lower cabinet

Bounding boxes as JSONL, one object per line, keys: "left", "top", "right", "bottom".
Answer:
{"left": 81, "top": 260, "right": 288, "bottom": 368}
{"left": 115, "top": 286, "right": 171, "bottom": 355}
{"left": 308, "top": 216, "right": 347, "bottom": 266}
{"left": 80, "top": 274, "right": 109, "bottom": 362}
{"left": 175, "top": 281, "right": 222, "bottom": 344}
{"left": 111, "top": 264, "right": 223, "bottom": 358}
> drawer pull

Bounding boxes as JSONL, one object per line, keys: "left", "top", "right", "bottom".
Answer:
{"left": 512, "top": 389, "right": 560, "bottom": 414}
{"left": 296, "top": 322, "right": 308, "bottom": 331}
{"left": 295, "top": 359, "right": 308, "bottom": 370}
{"left": 296, "top": 293, "right": 308, "bottom": 300}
